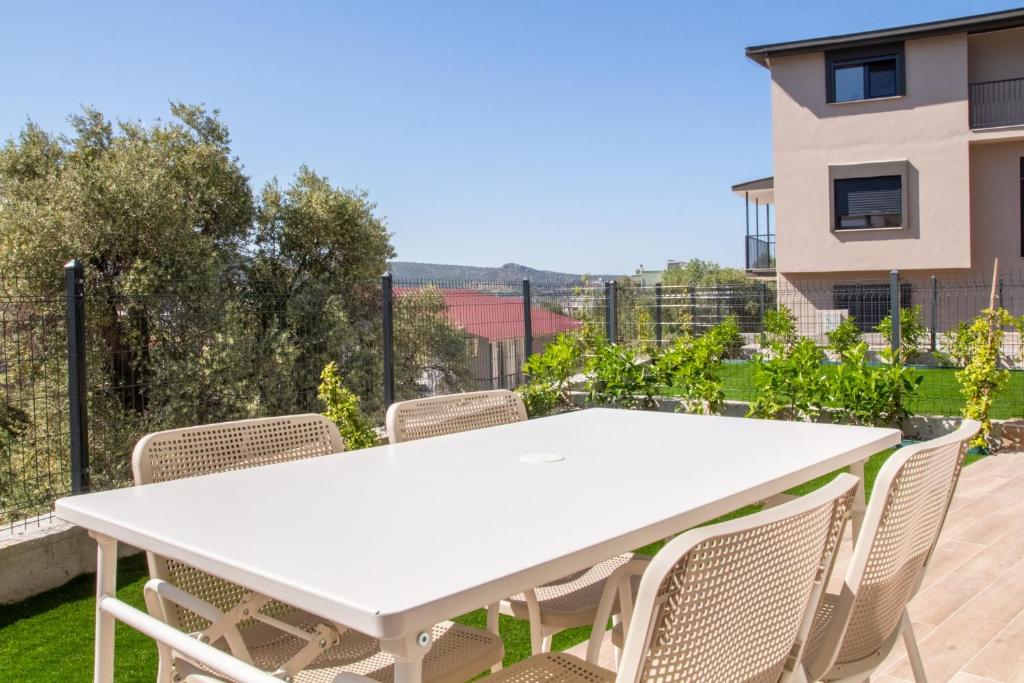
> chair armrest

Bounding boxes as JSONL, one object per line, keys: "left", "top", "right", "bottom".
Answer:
{"left": 144, "top": 578, "right": 226, "bottom": 624}
{"left": 99, "top": 596, "right": 280, "bottom": 683}
{"left": 585, "top": 557, "right": 651, "bottom": 664}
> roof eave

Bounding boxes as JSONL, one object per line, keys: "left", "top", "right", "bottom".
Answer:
{"left": 745, "top": 7, "right": 1024, "bottom": 68}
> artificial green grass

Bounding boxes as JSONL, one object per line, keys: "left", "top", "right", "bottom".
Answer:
{"left": 718, "top": 361, "right": 1024, "bottom": 419}
{"left": 0, "top": 447, "right": 983, "bottom": 681}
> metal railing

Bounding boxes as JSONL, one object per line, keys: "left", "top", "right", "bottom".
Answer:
{"left": 969, "top": 76, "right": 1024, "bottom": 129}
{"left": 745, "top": 234, "right": 776, "bottom": 273}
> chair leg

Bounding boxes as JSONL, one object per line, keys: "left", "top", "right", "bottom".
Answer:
{"left": 901, "top": 611, "right": 928, "bottom": 683}
{"left": 529, "top": 618, "right": 544, "bottom": 655}
{"left": 486, "top": 603, "right": 502, "bottom": 672}
{"left": 541, "top": 632, "right": 553, "bottom": 653}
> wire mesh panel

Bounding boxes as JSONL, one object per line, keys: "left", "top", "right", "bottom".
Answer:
{"left": 0, "top": 275, "right": 69, "bottom": 526}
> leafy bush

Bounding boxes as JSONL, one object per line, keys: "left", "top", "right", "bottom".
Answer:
{"left": 654, "top": 332, "right": 725, "bottom": 415}
{"left": 955, "top": 308, "right": 1016, "bottom": 449}
{"left": 705, "top": 315, "right": 744, "bottom": 360}
{"left": 937, "top": 321, "right": 973, "bottom": 368}
{"left": 748, "top": 336, "right": 827, "bottom": 421}
{"left": 516, "top": 334, "right": 586, "bottom": 417}
{"left": 826, "top": 316, "right": 863, "bottom": 355}
{"left": 586, "top": 342, "right": 658, "bottom": 410}
{"left": 318, "top": 362, "right": 378, "bottom": 450}
{"left": 828, "top": 343, "right": 921, "bottom": 427}
{"left": 876, "top": 305, "right": 926, "bottom": 363}
{"left": 758, "top": 306, "right": 798, "bottom": 352}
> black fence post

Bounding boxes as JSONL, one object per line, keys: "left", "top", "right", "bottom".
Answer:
{"left": 522, "top": 278, "right": 533, "bottom": 361}
{"left": 689, "top": 287, "right": 697, "bottom": 331}
{"left": 759, "top": 281, "right": 767, "bottom": 332}
{"left": 889, "top": 269, "right": 901, "bottom": 354}
{"left": 654, "top": 283, "right": 663, "bottom": 347}
{"left": 930, "top": 275, "right": 938, "bottom": 352}
{"left": 605, "top": 281, "right": 617, "bottom": 343}
{"left": 381, "top": 272, "right": 395, "bottom": 409}
{"left": 64, "top": 259, "right": 89, "bottom": 494}
{"left": 999, "top": 276, "right": 1004, "bottom": 309}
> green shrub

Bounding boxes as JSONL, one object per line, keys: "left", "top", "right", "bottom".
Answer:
{"left": 516, "top": 334, "right": 586, "bottom": 417}
{"left": 318, "top": 362, "right": 378, "bottom": 450}
{"left": 748, "top": 336, "right": 826, "bottom": 421}
{"left": 955, "top": 308, "right": 1016, "bottom": 449}
{"left": 828, "top": 343, "right": 921, "bottom": 427}
{"left": 937, "top": 321, "right": 973, "bottom": 368}
{"left": 759, "top": 306, "right": 798, "bottom": 351}
{"left": 586, "top": 342, "right": 658, "bottom": 410}
{"left": 877, "top": 305, "right": 926, "bottom": 363}
{"left": 705, "top": 315, "right": 744, "bottom": 360}
{"left": 654, "top": 332, "right": 725, "bottom": 415}
{"left": 826, "top": 316, "right": 863, "bottom": 355}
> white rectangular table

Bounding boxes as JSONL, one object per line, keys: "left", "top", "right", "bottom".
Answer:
{"left": 56, "top": 409, "right": 900, "bottom": 683}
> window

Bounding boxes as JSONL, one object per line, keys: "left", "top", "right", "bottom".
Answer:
{"left": 1020, "top": 158, "right": 1023, "bottom": 257}
{"left": 827, "top": 44, "right": 904, "bottom": 103}
{"left": 834, "top": 175, "right": 902, "bottom": 230}
{"left": 833, "top": 283, "right": 911, "bottom": 332}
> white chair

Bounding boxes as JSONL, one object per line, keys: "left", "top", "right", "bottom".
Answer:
{"left": 386, "top": 391, "right": 647, "bottom": 655}
{"left": 800, "top": 420, "right": 981, "bottom": 683}
{"left": 132, "top": 414, "right": 503, "bottom": 683}
{"left": 485, "top": 473, "right": 859, "bottom": 683}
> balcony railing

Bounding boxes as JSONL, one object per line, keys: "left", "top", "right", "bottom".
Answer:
{"left": 969, "top": 77, "right": 1024, "bottom": 129}
{"left": 745, "top": 234, "right": 775, "bottom": 274}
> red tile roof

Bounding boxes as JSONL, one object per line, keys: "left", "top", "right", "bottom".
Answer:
{"left": 394, "top": 288, "right": 581, "bottom": 342}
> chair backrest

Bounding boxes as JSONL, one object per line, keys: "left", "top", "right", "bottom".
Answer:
{"left": 131, "top": 414, "right": 344, "bottom": 632}
{"left": 615, "top": 473, "right": 858, "bottom": 683}
{"left": 385, "top": 389, "right": 527, "bottom": 443}
{"left": 804, "top": 419, "right": 980, "bottom": 678}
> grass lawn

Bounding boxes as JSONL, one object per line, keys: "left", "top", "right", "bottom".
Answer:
{"left": 719, "top": 361, "right": 1024, "bottom": 419}
{"left": 0, "top": 446, "right": 982, "bottom": 682}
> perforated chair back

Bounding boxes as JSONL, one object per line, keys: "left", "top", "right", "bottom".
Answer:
{"left": 131, "top": 414, "right": 344, "bottom": 632}
{"left": 804, "top": 420, "right": 980, "bottom": 678}
{"left": 615, "top": 474, "right": 858, "bottom": 683}
{"left": 386, "top": 389, "right": 527, "bottom": 444}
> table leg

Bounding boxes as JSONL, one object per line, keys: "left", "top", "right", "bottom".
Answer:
{"left": 849, "top": 458, "right": 867, "bottom": 539}
{"left": 91, "top": 532, "right": 119, "bottom": 683}
{"left": 381, "top": 630, "right": 433, "bottom": 683}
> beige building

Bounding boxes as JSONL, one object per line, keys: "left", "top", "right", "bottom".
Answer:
{"left": 737, "top": 8, "right": 1024, "bottom": 331}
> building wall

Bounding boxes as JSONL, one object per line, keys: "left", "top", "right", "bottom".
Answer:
{"left": 968, "top": 27, "right": 1024, "bottom": 83}
{"left": 971, "top": 140, "right": 1024, "bottom": 272}
{"left": 770, "top": 33, "right": 972, "bottom": 274}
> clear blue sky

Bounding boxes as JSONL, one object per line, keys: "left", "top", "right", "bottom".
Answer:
{"left": 1, "top": 1, "right": 1014, "bottom": 274}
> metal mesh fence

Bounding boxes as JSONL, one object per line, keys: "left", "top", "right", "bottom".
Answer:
{"left": 5, "top": 265, "right": 1024, "bottom": 525}
{"left": 0, "top": 276, "right": 69, "bottom": 529}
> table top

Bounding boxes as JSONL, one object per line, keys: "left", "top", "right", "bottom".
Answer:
{"left": 56, "top": 409, "right": 899, "bottom": 639}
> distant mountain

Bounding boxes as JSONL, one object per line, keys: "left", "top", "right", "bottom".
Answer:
{"left": 388, "top": 261, "right": 621, "bottom": 285}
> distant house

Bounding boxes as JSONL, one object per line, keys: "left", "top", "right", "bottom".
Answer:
{"left": 395, "top": 288, "right": 581, "bottom": 390}
{"left": 737, "top": 7, "right": 1024, "bottom": 328}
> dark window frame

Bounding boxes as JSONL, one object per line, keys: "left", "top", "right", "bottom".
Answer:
{"left": 833, "top": 175, "right": 903, "bottom": 231}
{"left": 826, "top": 43, "right": 905, "bottom": 104}
{"left": 1020, "top": 157, "right": 1023, "bottom": 258}
{"left": 833, "top": 283, "right": 912, "bottom": 332}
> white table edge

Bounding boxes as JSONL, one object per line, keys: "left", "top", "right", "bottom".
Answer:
{"left": 55, "top": 426, "right": 900, "bottom": 640}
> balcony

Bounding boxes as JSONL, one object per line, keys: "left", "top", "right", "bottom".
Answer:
{"left": 746, "top": 234, "right": 776, "bottom": 274}
{"left": 732, "top": 176, "right": 776, "bottom": 276}
{"left": 969, "top": 77, "right": 1024, "bottom": 129}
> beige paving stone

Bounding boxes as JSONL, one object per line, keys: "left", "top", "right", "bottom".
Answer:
{"left": 954, "top": 474, "right": 1016, "bottom": 500}
{"left": 959, "top": 559, "right": 1024, "bottom": 626}
{"left": 942, "top": 493, "right": 1018, "bottom": 539}
{"left": 920, "top": 539, "right": 987, "bottom": 589}
{"left": 886, "top": 614, "right": 1004, "bottom": 682}
{"left": 948, "top": 673, "right": 1005, "bottom": 683}
{"left": 964, "top": 612, "right": 1024, "bottom": 683}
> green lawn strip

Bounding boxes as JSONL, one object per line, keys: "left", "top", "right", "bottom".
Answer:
{"left": 0, "top": 449, "right": 985, "bottom": 680}
{"left": 713, "top": 361, "right": 1024, "bottom": 419}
